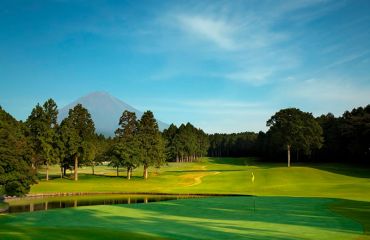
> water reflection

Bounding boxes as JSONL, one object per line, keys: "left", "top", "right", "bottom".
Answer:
{"left": 2, "top": 194, "right": 196, "bottom": 214}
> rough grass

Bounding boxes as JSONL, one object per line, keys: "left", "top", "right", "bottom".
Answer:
{"left": 0, "top": 196, "right": 365, "bottom": 240}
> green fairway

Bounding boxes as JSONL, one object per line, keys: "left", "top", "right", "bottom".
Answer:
{"left": 1, "top": 157, "right": 370, "bottom": 239}
{"left": 0, "top": 196, "right": 366, "bottom": 240}
{"left": 32, "top": 157, "right": 370, "bottom": 201}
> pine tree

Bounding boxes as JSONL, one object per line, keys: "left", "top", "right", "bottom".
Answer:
{"left": 25, "top": 99, "right": 59, "bottom": 180}
{"left": 137, "top": 111, "right": 165, "bottom": 179}
{"left": 111, "top": 111, "right": 142, "bottom": 180}
{"left": 0, "top": 106, "right": 36, "bottom": 196}
{"left": 60, "top": 104, "right": 95, "bottom": 181}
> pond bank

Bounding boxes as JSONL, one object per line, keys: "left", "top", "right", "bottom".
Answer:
{"left": 1, "top": 193, "right": 250, "bottom": 214}
{"left": 5, "top": 192, "right": 249, "bottom": 200}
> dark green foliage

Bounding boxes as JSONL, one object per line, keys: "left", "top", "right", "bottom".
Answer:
{"left": 59, "top": 104, "right": 95, "bottom": 180}
{"left": 208, "top": 132, "right": 258, "bottom": 157}
{"left": 0, "top": 107, "right": 36, "bottom": 196}
{"left": 316, "top": 105, "right": 370, "bottom": 162}
{"left": 267, "top": 108, "right": 323, "bottom": 154}
{"left": 163, "top": 124, "right": 178, "bottom": 161}
{"left": 109, "top": 111, "right": 142, "bottom": 179}
{"left": 137, "top": 111, "right": 165, "bottom": 179}
{"left": 340, "top": 105, "right": 370, "bottom": 161}
{"left": 316, "top": 113, "right": 344, "bottom": 161}
{"left": 163, "top": 123, "right": 209, "bottom": 162}
{"left": 25, "top": 99, "right": 59, "bottom": 180}
{"left": 88, "top": 134, "right": 110, "bottom": 175}
{"left": 266, "top": 108, "right": 323, "bottom": 166}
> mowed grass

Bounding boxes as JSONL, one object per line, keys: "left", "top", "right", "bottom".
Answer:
{"left": 0, "top": 196, "right": 365, "bottom": 240}
{"left": 1, "top": 157, "right": 369, "bottom": 239}
{"left": 33, "top": 157, "right": 370, "bottom": 201}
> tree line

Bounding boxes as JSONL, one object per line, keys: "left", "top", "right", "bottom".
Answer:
{"left": 210, "top": 106, "right": 370, "bottom": 166}
{"left": 0, "top": 99, "right": 166, "bottom": 196}
{"left": 208, "top": 132, "right": 258, "bottom": 157}
{"left": 1, "top": 98, "right": 369, "bottom": 196}
{"left": 163, "top": 123, "right": 209, "bottom": 162}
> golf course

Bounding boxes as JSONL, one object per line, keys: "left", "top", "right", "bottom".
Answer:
{"left": 2, "top": 1, "right": 370, "bottom": 239}
{"left": 1, "top": 157, "right": 369, "bottom": 239}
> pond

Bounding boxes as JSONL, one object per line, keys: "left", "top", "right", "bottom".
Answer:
{"left": 0, "top": 194, "right": 201, "bottom": 214}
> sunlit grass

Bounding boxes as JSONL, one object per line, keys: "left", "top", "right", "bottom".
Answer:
{"left": 33, "top": 157, "right": 370, "bottom": 201}
{"left": 0, "top": 196, "right": 366, "bottom": 239}
{"left": 3, "top": 157, "right": 368, "bottom": 239}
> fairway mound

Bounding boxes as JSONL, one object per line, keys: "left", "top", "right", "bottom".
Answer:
{"left": 181, "top": 171, "right": 221, "bottom": 187}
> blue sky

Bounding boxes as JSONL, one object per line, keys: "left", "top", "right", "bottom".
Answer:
{"left": 1, "top": 0, "right": 369, "bottom": 133}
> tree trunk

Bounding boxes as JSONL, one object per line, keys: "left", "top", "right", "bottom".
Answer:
{"left": 74, "top": 155, "right": 78, "bottom": 181}
{"left": 92, "top": 162, "right": 95, "bottom": 175}
{"left": 127, "top": 167, "right": 131, "bottom": 180}
{"left": 116, "top": 167, "right": 119, "bottom": 177}
{"left": 287, "top": 144, "right": 291, "bottom": 167}
{"left": 143, "top": 165, "right": 148, "bottom": 179}
{"left": 46, "top": 162, "right": 49, "bottom": 181}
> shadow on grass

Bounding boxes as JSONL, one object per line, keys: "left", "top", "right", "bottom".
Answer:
{"left": 207, "top": 157, "right": 254, "bottom": 166}
{"left": 207, "top": 157, "right": 290, "bottom": 169}
{"left": 0, "top": 196, "right": 364, "bottom": 240}
{"left": 310, "top": 163, "right": 370, "bottom": 179}
{"left": 329, "top": 199, "right": 370, "bottom": 235}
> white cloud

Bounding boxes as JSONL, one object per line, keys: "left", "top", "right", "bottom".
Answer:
{"left": 176, "top": 15, "right": 237, "bottom": 50}
{"left": 280, "top": 77, "right": 370, "bottom": 116}
{"left": 294, "top": 78, "right": 370, "bottom": 102}
{"left": 157, "top": 1, "right": 321, "bottom": 86}
{"left": 322, "top": 50, "right": 370, "bottom": 70}
{"left": 225, "top": 69, "right": 274, "bottom": 86}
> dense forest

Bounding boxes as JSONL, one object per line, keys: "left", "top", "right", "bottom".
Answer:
{"left": 163, "top": 123, "right": 209, "bottom": 162}
{"left": 0, "top": 99, "right": 369, "bottom": 196}
{"left": 213, "top": 106, "right": 370, "bottom": 164}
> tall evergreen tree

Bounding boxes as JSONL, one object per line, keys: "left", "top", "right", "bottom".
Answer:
{"left": 0, "top": 106, "right": 36, "bottom": 196}
{"left": 60, "top": 104, "right": 95, "bottom": 181}
{"left": 26, "top": 99, "right": 59, "bottom": 180}
{"left": 163, "top": 124, "right": 178, "bottom": 161}
{"left": 111, "top": 111, "right": 141, "bottom": 179}
{"left": 137, "top": 111, "right": 165, "bottom": 179}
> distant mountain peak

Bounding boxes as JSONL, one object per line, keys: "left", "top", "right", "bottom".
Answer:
{"left": 58, "top": 91, "right": 169, "bottom": 136}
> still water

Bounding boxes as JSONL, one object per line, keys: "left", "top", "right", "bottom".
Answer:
{"left": 1, "top": 194, "right": 198, "bottom": 214}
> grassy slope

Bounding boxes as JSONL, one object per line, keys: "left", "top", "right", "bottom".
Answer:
{"left": 1, "top": 157, "right": 369, "bottom": 239}
{"left": 0, "top": 197, "right": 365, "bottom": 240}
{"left": 32, "top": 157, "right": 370, "bottom": 201}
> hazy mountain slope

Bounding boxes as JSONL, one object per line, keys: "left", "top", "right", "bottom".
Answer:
{"left": 58, "top": 91, "right": 169, "bottom": 136}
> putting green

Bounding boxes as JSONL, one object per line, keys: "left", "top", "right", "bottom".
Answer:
{"left": 0, "top": 196, "right": 364, "bottom": 239}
